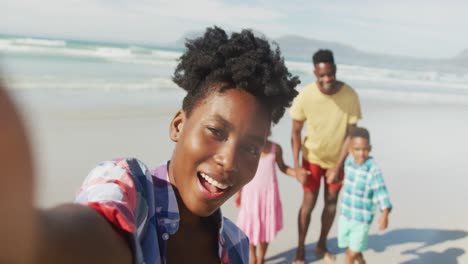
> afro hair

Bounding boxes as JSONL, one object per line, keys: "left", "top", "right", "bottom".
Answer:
{"left": 173, "top": 26, "right": 300, "bottom": 124}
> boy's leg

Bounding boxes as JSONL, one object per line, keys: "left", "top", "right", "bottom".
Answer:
{"left": 249, "top": 244, "right": 257, "bottom": 264}
{"left": 356, "top": 252, "right": 365, "bottom": 264}
{"left": 294, "top": 160, "right": 322, "bottom": 263}
{"left": 257, "top": 242, "right": 268, "bottom": 264}
{"left": 347, "top": 221, "right": 370, "bottom": 264}
{"left": 346, "top": 249, "right": 365, "bottom": 264}
{"left": 345, "top": 248, "right": 357, "bottom": 264}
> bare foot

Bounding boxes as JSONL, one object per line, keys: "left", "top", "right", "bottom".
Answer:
{"left": 293, "top": 245, "right": 305, "bottom": 264}
{"left": 315, "top": 247, "right": 335, "bottom": 263}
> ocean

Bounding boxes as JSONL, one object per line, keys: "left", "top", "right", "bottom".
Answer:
{"left": 1, "top": 34, "right": 468, "bottom": 110}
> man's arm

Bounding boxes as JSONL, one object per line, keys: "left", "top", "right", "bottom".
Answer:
{"left": 38, "top": 204, "right": 133, "bottom": 264}
{"left": 291, "top": 120, "right": 308, "bottom": 184}
{"left": 326, "top": 123, "right": 356, "bottom": 184}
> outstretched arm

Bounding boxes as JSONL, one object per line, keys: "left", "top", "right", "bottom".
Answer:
{"left": 275, "top": 143, "right": 296, "bottom": 178}
{"left": 39, "top": 204, "right": 133, "bottom": 263}
{"left": 1, "top": 83, "right": 133, "bottom": 264}
{"left": 0, "top": 84, "right": 36, "bottom": 263}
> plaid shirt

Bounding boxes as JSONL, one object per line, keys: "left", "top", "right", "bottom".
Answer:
{"left": 340, "top": 155, "right": 392, "bottom": 224}
{"left": 75, "top": 158, "right": 249, "bottom": 264}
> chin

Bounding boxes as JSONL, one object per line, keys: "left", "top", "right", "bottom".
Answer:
{"left": 187, "top": 200, "right": 220, "bottom": 217}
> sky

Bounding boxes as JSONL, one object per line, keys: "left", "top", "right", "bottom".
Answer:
{"left": 1, "top": 0, "right": 467, "bottom": 58}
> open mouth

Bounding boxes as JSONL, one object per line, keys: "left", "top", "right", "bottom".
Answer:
{"left": 197, "top": 172, "right": 230, "bottom": 194}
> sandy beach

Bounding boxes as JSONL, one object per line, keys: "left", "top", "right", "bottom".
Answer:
{"left": 11, "top": 88, "right": 468, "bottom": 263}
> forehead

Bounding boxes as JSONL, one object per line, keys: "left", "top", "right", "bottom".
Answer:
{"left": 351, "top": 137, "right": 370, "bottom": 146}
{"left": 190, "top": 89, "right": 271, "bottom": 133}
{"left": 314, "top": 62, "right": 335, "bottom": 73}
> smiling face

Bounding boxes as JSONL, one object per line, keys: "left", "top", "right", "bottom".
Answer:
{"left": 349, "top": 137, "right": 372, "bottom": 165}
{"left": 168, "top": 88, "right": 271, "bottom": 217}
{"left": 314, "top": 62, "right": 337, "bottom": 94}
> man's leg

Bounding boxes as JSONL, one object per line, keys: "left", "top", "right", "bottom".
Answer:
{"left": 315, "top": 186, "right": 340, "bottom": 261}
{"left": 294, "top": 190, "right": 319, "bottom": 263}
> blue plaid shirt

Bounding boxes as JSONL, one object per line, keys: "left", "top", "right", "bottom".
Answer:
{"left": 76, "top": 158, "right": 249, "bottom": 264}
{"left": 340, "top": 155, "right": 392, "bottom": 224}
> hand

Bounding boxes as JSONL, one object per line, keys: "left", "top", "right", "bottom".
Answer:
{"left": 295, "top": 167, "right": 309, "bottom": 184}
{"left": 234, "top": 193, "right": 241, "bottom": 208}
{"left": 325, "top": 167, "right": 340, "bottom": 184}
{"left": 378, "top": 214, "right": 389, "bottom": 231}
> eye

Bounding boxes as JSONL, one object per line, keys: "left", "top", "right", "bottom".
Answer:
{"left": 243, "top": 144, "right": 260, "bottom": 158}
{"left": 207, "top": 127, "right": 227, "bottom": 141}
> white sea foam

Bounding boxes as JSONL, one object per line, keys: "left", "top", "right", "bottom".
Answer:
{"left": 0, "top": 36, "right": 182, "bottom": 66}
{"left": 2, "top": 36, "right": 468, "bottom": 105}
{"left": 13, "top": 38, "right": 67, "bottom": 47}
{"left": 5, "top": 76, "right": 179, "bottom": 92}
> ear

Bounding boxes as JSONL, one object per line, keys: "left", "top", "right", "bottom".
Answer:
{"left": 369, "top": 145, "right": 372, "bottom": 152}
{"left": 169, "top": 110, "right": 186, "bottom": 142}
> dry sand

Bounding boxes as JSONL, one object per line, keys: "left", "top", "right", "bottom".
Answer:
{"left": 14, "top": 91, "right": 468, "bottom": 263}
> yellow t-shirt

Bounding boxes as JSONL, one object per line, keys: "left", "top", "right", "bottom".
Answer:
{"left": 289, "top": 82, "right": 361, "bottom": 168}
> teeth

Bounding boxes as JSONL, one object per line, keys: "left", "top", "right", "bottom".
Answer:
{"left": 199, "top": 172, "right": 229, "bottom": 190}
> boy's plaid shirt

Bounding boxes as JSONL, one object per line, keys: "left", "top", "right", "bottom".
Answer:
{"left": 340, "top": 155, "right": 392, "bottom": 224}
{"left": 75, "top": 158, "right": 249, "bottom": 264}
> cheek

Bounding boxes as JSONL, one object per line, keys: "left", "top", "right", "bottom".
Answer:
{"left": 238, "top": 156, "right": 260, "bottom": 185}
{"left": 186, "top": 128, "right": 213, "bottom": 150}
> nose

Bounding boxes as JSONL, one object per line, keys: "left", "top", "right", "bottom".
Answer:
{"left": 324, "top": 75, "right": 334, "bottom": 83}
{"left": 213, "top": 142, "right": 238, "bottom": 173}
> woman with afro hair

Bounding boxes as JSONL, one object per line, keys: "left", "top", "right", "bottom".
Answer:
{"left": 36, "top": 26, "right": 300, "bottom": 264}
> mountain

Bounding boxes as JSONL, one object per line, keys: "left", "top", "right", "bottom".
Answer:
{"left": 173, "top": 32, "right": 468, "bottom": 73}
{"left": 455, "top": 49, "right": 468, "bottom": 59}
{"left": 274, "top": 35, "right": 467, "bottom": 73}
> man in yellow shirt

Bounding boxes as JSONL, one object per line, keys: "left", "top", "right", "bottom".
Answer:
{"left": 290, "top": 50, "right": 361, "bottom": 263}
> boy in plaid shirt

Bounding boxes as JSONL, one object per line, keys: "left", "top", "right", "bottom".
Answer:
{"left": 338, "top": 127, "right": 392, "bottom": 264}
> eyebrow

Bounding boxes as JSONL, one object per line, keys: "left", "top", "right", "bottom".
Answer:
{"left": 211, "top": 114, "right": 266, "bottom": 145}
{"left": 212, "top": 115, "right": 234, "bottom": 130}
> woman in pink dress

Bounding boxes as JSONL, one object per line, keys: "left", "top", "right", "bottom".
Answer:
{"left": 235, "top": 140, "right": 297, "bottom": 264}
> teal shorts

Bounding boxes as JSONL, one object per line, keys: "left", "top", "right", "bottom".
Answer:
{"left": 338, "top": 216, "right": 371, "bottom": 252}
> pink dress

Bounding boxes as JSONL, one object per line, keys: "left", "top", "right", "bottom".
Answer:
{"left": 236, "top": 144, "right": 283, "bottom": 245}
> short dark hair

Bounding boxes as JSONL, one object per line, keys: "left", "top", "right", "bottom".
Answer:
{"left": 173, "top": 26, "right": 300, "bottom": 125}
{"left": 312, "top": 49, "right": 334, "bottom": 65}
{"left": 350, "top": 126, "right": 370, "bottom": 142}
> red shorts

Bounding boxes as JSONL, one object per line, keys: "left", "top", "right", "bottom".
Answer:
{"left": 302, "top": 159, "right": 343, "bottom": 192}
